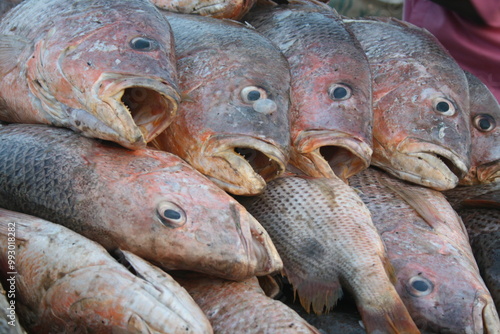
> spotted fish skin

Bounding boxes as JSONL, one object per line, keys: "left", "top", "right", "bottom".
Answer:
{"left": 244, "top": 0, "right": 373, "bottom": 181}
{"left": 174, "top": 274, "right": 321, "bottom": 334}
{"left": 350, "top": 167, "right": 500, "bottom": 333}
{"left": 344, "top": 17, "right": 471, "bottom": 191}
{"left": 152, "top": 12, "right": 291, "bottom": 196}
{"left": 238, "top": 173, "right": 419, "bottom": 334}
{"left": 0, "top": 123, "right": 282, "bottom": 281}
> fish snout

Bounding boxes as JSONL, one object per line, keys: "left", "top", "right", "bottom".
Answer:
{"left": 473, "top": 294, "right": 500, "bottom": 334}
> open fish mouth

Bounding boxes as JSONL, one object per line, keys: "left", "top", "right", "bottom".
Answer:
{"left": 477, "top": 160, "right": 500, "bottom": 184}
{"left": 204, "top": 135, "right": 288, "bottom": 195}
{"left": 96, "top": 73, "right": 180, "bottom": 149}
{"left": 292, "top": 130, "right": 372, "bottom": 180}
{"left": 391, "top": 138, "right": 469, "bottom": 190}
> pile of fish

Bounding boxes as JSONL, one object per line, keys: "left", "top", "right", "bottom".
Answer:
{"left": 0, "top": 0, "right": 499, "bottom": 333}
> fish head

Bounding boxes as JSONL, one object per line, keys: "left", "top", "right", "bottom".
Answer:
{"left": 153, "top": 24, "right": 292, "bottom": 195}
{"left": 371, "top": 60, "right": 471, "bottom": 190}
{"left": 151, "top": 0, "right": 256, "bottom": 19}
{"left": 102, "top": 149, "right": 282, "bottom": 280}
{"left": 395, "top": 258, "right": 500, "bottom": 333}
{"left": 27, "top": 5, "right": 180, "bottom": 149}
{"left": 460, "top": 71, "right": 500, "bottom": 185}
{"left": 289, "top": 40, "right": 373, "bottom": 180}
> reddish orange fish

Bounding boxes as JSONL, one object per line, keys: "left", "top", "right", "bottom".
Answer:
{"left": 0, "top": 0, "right": 180, "bottom": 149}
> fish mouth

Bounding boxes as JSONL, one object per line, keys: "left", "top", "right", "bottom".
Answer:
{"left": 247, "top": 213, "right": 283, "bottom": 277}
{"left": 292, "top": 130, "right": 372, "bottom": 180}
{"left": 204, "top": 135, "right": 288, "bottom": 195}
{"left": 95, "top": 73, "right": 180, "bottom": 149}
{"left": 477, "top": 160, "right": 500, "bottom": 184}
{"left": 472, "top": 294, "right": 500, "bottom": 334}
{"left": 381, "top": 138, "right": 469, "bottom": 190}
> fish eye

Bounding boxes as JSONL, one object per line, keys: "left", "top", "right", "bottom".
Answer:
{"left": 433, "top": 98, "right": 455, "bottom": 116}
{"left": 328, "top": 84, "right": 352, "bottom": 101}
{"left": 473, "top": 114, "right": 496, "bottom": 132}
{"left": 241, "top": 86, "right": 268, "bottom": 104}
{"left": 406, "top": 275, "right": 434, "bottom": 297}
{"left": 130, "top": 37, "right": 159, "bottom": 52}
{"left": 156, "top": 201, "right": 186, "bottom": 228}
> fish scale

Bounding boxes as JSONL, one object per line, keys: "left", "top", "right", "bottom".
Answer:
{"left": 349, "top": 167, "right": 500, "bottom": 333}
{"left": 239, "top": 174, "right": 420, "bottom": 333}
{"left": 0, "top": 123, "right": 283, "bottom": 281}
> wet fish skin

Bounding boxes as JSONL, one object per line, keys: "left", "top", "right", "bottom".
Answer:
{"left": 344, "top": 17, "right": 471, "bottom": 191}
{"left": 150, "top": 0, "right": 256, "bottom": 19}
{"left": 0, "top": 0, "right": 22, "bottom": 17}
{"left": 0, "top": 0, "right": 180, "bottom": 150}
{"left": 460, "top": 71, "right": 500, "bottom": 185}
{"left": 458, "top": 207, "right": 500, "bottom": 313}
{"left": 0, "top": 123, "right": 282, "bottom": 280}
{"left": 244, "top": 0, "right": 373, "bottom": 181}
{"left": 349, "top": 167, "right": 500, "bottom": 334}
{"left": 238, "top": 173, "right": 420, "bottom": 334}
{"left": 152, "top": 12, "right": 291, "bottom": 195}
{"left": 0, "top": 209, "right": 213, "bottom": 334}
{"left": 174, "top": 273, "right": 321, "bottom": 334}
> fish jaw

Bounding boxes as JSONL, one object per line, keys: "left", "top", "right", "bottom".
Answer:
{"left": 92, "top": 73, "right": 180, "bottom": 149}
{"left": 200, "top": 135, "right": 288, "bottom": 195}
{"left": 291, "top": 130, "right": 372, "bottom": 180}
{"left": 151, "top": 0, "right": 255, "bottom": 19}
{"left": 373, "top": 137, "right": 470, "bottom": 190}
{"left": 473, "top": 294, "right": 500, "bottom": 334}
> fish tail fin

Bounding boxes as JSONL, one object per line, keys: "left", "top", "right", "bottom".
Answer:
{"left": 358, "top": 298, "right": 420, "bottom": 334}
{"left": 287, "top": 273, "right": 343, "bottom": 314}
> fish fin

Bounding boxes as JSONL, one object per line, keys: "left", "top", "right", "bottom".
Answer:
{"left": 180, "top": 91, "right": 194, "bottom": 103}
{"left": 462, "top": 192, "right": 500, "bottom": 209}
{"left": 381, "top": 254, "right": 397, "bottom": 285}
{"left": 376, "top": 172, "right": 446, "bottom": 229}
{"left": 285, "top": 271, "right": 342, "bottom": 314}
{"left": 358, "top": 300, "right": 420, "bottom": 334}
{"left": 0, "top": 34, "right": 31, "bottom": 76}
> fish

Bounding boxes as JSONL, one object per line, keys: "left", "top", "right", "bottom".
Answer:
{"left": 0, "top": 208, "right": 213, "bottom": 333}
{"left": 151, "top": 12, "right": 292, "bottom": 195}
{"left": 0, "top": 0, "right": 180, "bottom": 150}
{"left": 349, "top": 167, "right": 500, "bottom": 333}
{"left": 243, "top": 0, "right": 373, "bottom": 181}
{"left": 173, "top": 273, "right": 322, "bottom": 334}
{"left": 0, "top": 123, "right": 282, "bottom": 280}
{"left": 344, "top": 17, "right": 471, "bottom": 191}
{"left": 458, "top": 206, "right": 500, "bottom": 313}
{"left": 238, "top": 173, "right": 420, "bottom": 334}
{"left": 459, "top": 71, "right": 500, "bottom": 185}
{"left": 149, "top": 0, "right": 256, "bottom": 19}
{"left": 0, "top": 0, "right": 22, "bottom": 17}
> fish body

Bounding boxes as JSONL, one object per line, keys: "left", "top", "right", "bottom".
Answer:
{"left": 344, "top": 18, "right": 471, "bottom": 191}
{"left": 150, "top": 0, "right": 255, "bottom": 19}
{"left": 174, "top": 274, "right": 321, "bottom": 334}
{"left": 239, "top": 173, "right": 419, "bottom": 334}
{"left": 460, "top": 71, "right": 500, "bottom": 185}
{"left": 0, "top": 123, "right": 282, "bottom": 280}
{"left": 244, "top": 0, "right": 373, "bottom": 181}
{"left": 349, "top": 167, "right": 500, "bottom": 333}
{"left": 0, "top": 0, "right": 180, "bottom": 149}
{"left": 152, "top": 12, "right": 291, "bottom": 195}
{"left": 0, "top": 209, "right": 213, "bottom": 333}
{"left": 458, "top": 207, "right": 500, "bottom": 313}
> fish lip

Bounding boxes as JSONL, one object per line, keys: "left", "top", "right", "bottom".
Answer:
{"left": 95, "top": 73, "right": 180, "bottom": 149}
{"left": 477, "top": 160, "right": 500, "bottom": 184}
{"left": 473, "top": 294, "right": 500, "bottom": 334}
{"left": 293, "top": 130, "right": 373, "bottom": 179}
{"left": 204, "top": 135, "right": 288, "bottom": 195}
{"left": 396, "top": 138, "right": 469, "bottom": 189}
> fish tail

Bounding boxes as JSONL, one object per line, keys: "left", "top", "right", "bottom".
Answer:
{"left": 288, "top": 274, "right": 343, "bottom": 314}
{"left": 358, "top": 299, "right": 420, "bottom": 334}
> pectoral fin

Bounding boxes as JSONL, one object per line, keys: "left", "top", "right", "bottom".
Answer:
{"left": 0, "top": 34, "right": 31, "bottom": 76}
